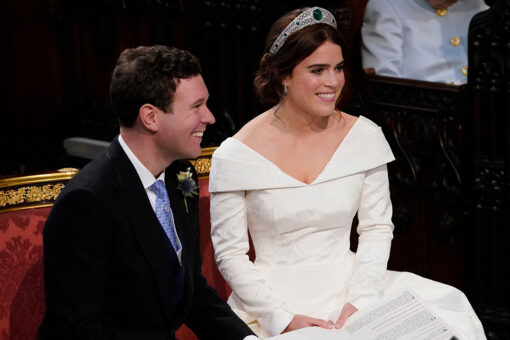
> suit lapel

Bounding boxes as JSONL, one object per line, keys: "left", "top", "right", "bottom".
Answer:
{"left": 106, "top": 138, "right": 179, "bottom": 322}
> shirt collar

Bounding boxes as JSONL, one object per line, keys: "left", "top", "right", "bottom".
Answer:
{"left": 118, "top": 134, "right": 165, "bottom": 189}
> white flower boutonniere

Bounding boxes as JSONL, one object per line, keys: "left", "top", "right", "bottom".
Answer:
{"left": 176, "top": 167, "right": 198, "bottom": 214}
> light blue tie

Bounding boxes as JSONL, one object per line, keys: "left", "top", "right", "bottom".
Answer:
{"left": 151, "top": 180, "right": 181, "bottom": 254}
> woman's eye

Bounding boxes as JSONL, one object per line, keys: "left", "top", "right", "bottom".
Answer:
{"left": 335, "top": 63, "right": 345, "bottom": 71}
{"left": 311, "top": 68, "right": 323, "bottom": 74}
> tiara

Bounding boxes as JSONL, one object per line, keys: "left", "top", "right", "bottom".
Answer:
{"left": 269, "top": 7, "right": 337, "bottom": 55}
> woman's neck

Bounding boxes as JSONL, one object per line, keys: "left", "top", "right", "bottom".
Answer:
{"left": 272, "top": 102, "right": 338, "bottom": 135}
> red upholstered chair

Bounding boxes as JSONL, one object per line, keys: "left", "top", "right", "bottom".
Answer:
{"left": 0, "top": 148, "right": 228, "bottom": 340}
{"left": 0, "top": 169, "right": 79, "bottom": 340}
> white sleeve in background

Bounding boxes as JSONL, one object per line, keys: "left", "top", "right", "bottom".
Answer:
{"left": 346, "top": 165, "right": 394, "bottom": 310}
{"left": 361, "top": 0, "right": 404, "bottom": 77}
{"left": 210, "top": 190, "right": 294, "bottom": 336}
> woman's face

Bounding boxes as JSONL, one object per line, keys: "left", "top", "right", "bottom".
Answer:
{"left": 283, "top": 40, "right": 344, "bottom": 118}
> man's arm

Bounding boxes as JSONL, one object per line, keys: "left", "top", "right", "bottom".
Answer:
{"left": 184, "top": 248, "right": 256, "bottom": 340}
{"left": 361, "top": 0, "right": 404, "bottom": 77}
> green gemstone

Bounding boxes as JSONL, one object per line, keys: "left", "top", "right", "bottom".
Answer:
{"left": 313, "top": 9, "right": 322, "bottom": 21}
{"left": 296, "top": 21, "right": 300, "bottom": 26}
{"left": 284, "top": 33, "right": 288, "bottom": 37}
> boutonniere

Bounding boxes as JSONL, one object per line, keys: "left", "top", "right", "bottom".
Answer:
{"left": 176, "top": 167, "right": 198, "bottom": 214}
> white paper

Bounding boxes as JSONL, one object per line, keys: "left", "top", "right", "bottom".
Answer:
{"left": 268, "top": 288, "right": 458, "bottom": 340}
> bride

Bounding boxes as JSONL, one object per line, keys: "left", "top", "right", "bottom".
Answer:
{"left": 208, "top": 6, "right": 485, "bottom": 339}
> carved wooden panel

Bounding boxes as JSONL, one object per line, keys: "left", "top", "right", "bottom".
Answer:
{"left": 466, "top": 0, "right": 510, "bottom": 337}
{"left": 363, "top": 75, "right": 468, "bottom": 290}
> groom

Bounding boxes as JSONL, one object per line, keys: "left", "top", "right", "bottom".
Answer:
{"left": 38, "top": 45, "right": 255, "bottom": 340}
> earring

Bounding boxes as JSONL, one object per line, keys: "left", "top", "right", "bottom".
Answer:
{"left": 284, "top": 83, "right": 288, "bottom": 97}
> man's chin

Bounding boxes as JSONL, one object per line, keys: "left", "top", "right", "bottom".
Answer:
{"left": 188, "top": 147, "right": 202, "bottom": 160}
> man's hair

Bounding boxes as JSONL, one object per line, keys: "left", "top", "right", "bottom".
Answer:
{"left": 110, "top": 45, "right": 201, "bottom": 127}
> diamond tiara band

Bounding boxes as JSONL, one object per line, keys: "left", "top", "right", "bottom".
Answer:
{"left": 269, "top": 7, "right": 337, "bottom": 55}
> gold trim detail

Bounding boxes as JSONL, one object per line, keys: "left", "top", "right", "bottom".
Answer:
{"left": 0, "top": 170, "right": 79, "bottom": 189}
{"left": 0, "top": 183, "right": 65, "bottom": 208}
{"left": 461, "top": 65, "right": 468, "bottom": 76}
{"left": 450, "top": 36, "right": 460, "bottom": 47}
{"left": 0, "top": 169, "right": 79, "bottom": 211}
{"left": 190, "top": 146, "right": 217, "bottom": 179}
{"left": 0, "top": 203, "right": 54, "bottom": 214}
{"left": 58, "top": 167, "right": 79, "bottom": 173}
{"left": 190, "top": 158, "right": 212, "bottom": 179}
{"left": 436, "top": 8, "right": 447, "bottom": 16}
{"left": 198, "top": 147, "right": 217, "bottom": 157}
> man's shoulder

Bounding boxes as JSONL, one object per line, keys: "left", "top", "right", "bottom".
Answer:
{"left": 67, "top": 154, "right": 114, "bottom": 190}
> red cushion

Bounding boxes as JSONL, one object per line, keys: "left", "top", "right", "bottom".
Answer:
{"left": 0, "top": 206, "right": 51, "bottom": 340}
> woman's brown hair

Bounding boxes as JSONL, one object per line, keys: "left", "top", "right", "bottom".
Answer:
{"left": 254, "top": 8, "right": 346, "bottom": 107}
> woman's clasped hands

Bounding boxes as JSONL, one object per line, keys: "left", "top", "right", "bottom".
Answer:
{"left": 282, "top": 303, "right": 358, "bottom": 334}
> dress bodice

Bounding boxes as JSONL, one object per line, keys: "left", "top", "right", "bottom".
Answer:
{"left": 245, "top": 173, "right": 362, "bottom": 268}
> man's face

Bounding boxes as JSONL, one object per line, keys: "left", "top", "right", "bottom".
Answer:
{"left": 428, "top": 0, "right": 458, "bottom": 9}
{"left": 155, "top": 75, "right": 215, "bottom": 161}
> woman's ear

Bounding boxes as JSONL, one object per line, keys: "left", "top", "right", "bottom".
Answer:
{"left": 138, "top": 104, "right": 158, "bottom": 132}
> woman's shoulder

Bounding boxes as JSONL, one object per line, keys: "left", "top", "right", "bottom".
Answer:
{"left": 233, "top": 109, "right": 274, "bottom": 143}
{"left": 337, "top": 113, "right": 392, "bottom": 153}
{"left": 354, "top": 114, "right": 381, "bottom": 131}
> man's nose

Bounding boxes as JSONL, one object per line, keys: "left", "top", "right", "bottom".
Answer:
{"left": 201, "top": 106, "right": 215, "bottom": 125}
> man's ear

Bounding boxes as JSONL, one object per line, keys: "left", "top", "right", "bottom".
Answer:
{"left": 138, "top": 104, "right": 158, "bottom": 132}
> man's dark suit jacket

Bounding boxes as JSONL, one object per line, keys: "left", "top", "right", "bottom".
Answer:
{"left": 38, "top": 138, "right": 253, "bottom": 340}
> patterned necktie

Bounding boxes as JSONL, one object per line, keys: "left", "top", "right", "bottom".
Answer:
{"left": 151, "top": 180, "right": 182, "bottom": 254}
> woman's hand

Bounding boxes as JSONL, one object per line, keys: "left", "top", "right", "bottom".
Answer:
{"left": 334, "top": 303, "right": 358, "bottom": 329}
{"left": 282, "top": 314, "right": 333, "bottom": 333}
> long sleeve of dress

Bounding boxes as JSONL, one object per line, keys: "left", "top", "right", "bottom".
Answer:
{"left": 210, "top": 190, "right": 294, "bottom": 336}
{"left": 346, "top": 164, "right": 394, "bottom": 310}
{"left": 361, "top": 0, "right": 403, "bottom": 77}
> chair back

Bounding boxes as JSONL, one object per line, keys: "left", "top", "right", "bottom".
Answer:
{"left": 0, "top": 169, "right": 78, "bottom": 340}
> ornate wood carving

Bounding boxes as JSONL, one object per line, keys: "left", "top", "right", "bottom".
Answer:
{"left": 466, "top": 1, "right": 510, "bottom": 337}
{"left": 362, "top": 74, "right": 469, "bottom": 290}
{"left": 365, "top": 76, "right": 464, "bottom": 238}
{"left": 474, "top": 157, "right": 509, "bottom": 213}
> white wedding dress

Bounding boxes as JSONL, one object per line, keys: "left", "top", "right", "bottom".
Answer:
{"left": 209, "top": 116, "right": 485, "bottom": 339}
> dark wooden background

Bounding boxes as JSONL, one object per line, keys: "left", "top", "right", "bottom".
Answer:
{"left": 1, "top": 0, "right": 508, "bottom": 338}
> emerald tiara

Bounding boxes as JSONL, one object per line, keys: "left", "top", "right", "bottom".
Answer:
{"left": 269, "top": 7, "right": 337, "bottom": 55}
